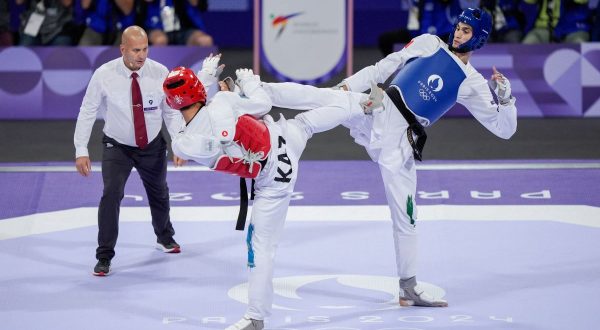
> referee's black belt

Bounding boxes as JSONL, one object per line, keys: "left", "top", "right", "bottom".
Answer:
{"left": 384, "top": 87, "right": 427, "bottom": 161}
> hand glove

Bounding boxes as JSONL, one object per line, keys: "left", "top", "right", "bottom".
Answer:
{"left": 197, "top": 53, "right": 225, "bottom": 100}
{"left": 222, "top": 76, "right": 235, "bottom": 92}
{"left": 359, "top": 82, "right": 385, "bottom": 115}
{"left": 235, "top": 68, "right": 261, "bottom": 96}
{"left": 490, "top": 77, "right": 512, "bottom": 105}
{"left": 489, "top": 67, "right": 512, "bottom": 105}
{"left": 200, "top": 53, "right": 224, "bottom": 79}
{"left": 220, "top": 76, "right": 243, "bottom": 95}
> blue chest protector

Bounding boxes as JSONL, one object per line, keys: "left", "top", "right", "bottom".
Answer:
{"left": 390, "top": 47, "right": 466, "bottom": 125}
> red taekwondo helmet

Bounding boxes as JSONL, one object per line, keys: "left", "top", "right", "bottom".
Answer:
{"left": 163, "top": 66, "right": 207, "bottom": 110}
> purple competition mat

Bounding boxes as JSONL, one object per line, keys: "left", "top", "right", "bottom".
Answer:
{"left": 1, "top": 160, "right": 599, "bottom": 329}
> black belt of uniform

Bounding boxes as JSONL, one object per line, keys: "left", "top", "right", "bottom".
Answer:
{"left": 235, "top": 157, "right": 268, "bottom": 231}
{"left": 384, "top": 86, "right": 427, "bottom": 161}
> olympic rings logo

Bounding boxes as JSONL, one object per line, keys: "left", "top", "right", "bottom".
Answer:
{"left": 419, "top": 89, "right": 430, "bottom": 101}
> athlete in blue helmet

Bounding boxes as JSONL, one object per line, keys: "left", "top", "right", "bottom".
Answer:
{"left": 448, "top": 7, "right": 493, "bottom": 53}
{"left": 261, "top": 7, "right": 517, "bottom": 310}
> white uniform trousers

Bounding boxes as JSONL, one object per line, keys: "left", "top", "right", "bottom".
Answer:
{"left": 245, "top": 97, "right": 365, "bottom": 320}
{"left": 264, "top": 82, "right": 419, "bottom": 280}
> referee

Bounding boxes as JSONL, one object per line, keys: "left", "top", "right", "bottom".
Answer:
{"left": 74, "top": 26, "right": 185, "bottom": 276}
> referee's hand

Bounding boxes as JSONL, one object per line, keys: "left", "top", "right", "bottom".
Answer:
{"left": 75, "top": 156, "right": 91, "bottom": 177}
{"left": 173, "top": 155, "right": 187, "bottom": 167}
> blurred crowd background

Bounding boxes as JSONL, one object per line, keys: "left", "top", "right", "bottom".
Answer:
{"left": 0, "top": 0, "right": 599, "bottom": 53}
{"left": 1, "top": 0, "right": 600, "bottom": 161}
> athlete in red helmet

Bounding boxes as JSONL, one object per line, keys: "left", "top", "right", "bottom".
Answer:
{"left": 163, "top": 66, "right": 208, "bottom": 110}
{"left": 163, "top": 54, "right": 367, "bottom": 330}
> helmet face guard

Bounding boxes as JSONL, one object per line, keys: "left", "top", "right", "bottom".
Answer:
{"left": 448, "top": 8, "right": 492, "bottom": 53}
{"left": 163, "top": 66, "right": 207, "bottom": 110}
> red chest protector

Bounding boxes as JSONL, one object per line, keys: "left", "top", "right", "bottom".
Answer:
{"left": 212, "top": 115, "right": 271, "bottom": 179}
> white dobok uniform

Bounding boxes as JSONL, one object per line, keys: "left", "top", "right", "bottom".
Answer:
{"left": 263, "top": 33, "right": 517, "bottom": 282}
{"left": 171, "top": 81, "right": 365, "bottom": 320}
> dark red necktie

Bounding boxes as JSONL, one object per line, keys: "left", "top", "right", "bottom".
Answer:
{"left": 131, "top": 72, "right": 148, "bottom": 149}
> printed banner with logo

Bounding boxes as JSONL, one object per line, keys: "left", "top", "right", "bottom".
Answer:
{"left": 260, "top": 0, "right": 347, "bottom": 84}
{"left": 0, "top": 46, "right": 216, "bottom": 119}
{"left": 1, "top": 43, "right": 599, "bottom": 118}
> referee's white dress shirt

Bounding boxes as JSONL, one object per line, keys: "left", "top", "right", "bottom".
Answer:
{"left": 74, "top": 57, "right": 183, "bottom": 158}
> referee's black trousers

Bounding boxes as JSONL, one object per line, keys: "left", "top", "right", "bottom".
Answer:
{"left": 96, "top": 134, "right": 175, "bottom": 260}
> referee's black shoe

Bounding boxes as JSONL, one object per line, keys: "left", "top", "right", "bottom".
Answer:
{"left": 156, "top": 239, "right": 181, "bottom": 253}
{"left": 93, "top": 258, "right": 111, "bottom": 276}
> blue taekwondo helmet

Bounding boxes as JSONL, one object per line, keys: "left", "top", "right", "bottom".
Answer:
{"left": 448, "top": 8, "right": 492, "bottom": 53}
